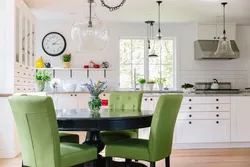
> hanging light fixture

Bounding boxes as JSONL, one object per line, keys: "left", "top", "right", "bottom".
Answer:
{"left": 157, "top": 1, "right": 162, "bottom": 40}
{"left": 145, "top": 21, "right": 158, "bottom": 57}
{"left": 214, "top": 2, "right": 235, "bottom": 56}
{"left": 71, "top": 0, "right": 110, "bottom": 52}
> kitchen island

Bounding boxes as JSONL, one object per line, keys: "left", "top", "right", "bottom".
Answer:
{"left": 47, "top": 91, "right": 250, "bottom": 150}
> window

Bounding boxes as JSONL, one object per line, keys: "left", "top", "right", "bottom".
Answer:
{"left": 119, "top": 38, "right": 175, "bottom": 89}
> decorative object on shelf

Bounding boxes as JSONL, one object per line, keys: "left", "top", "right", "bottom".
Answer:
{"left": 62, "top": 53, "right": 71, "bottom": 68}
{"left": 50, "top": 78, "right": 61, "bottom": 92}
{"left": 101, "top": 61, "right": 109, "bottom": 68}
{"left": 138, "top": 78, "right": 146, "bottom": 91}
{"left": 84, "top": 65, "right": 90, "bottom": 69}
{"left": 155, "top": 78, "right": 166, "bottom": 91}
{"left": 145, "top": 21, "right": 158, "bottom": 57}
{"left": 181, "top": 83, "right": 194, "bottom": 94}
{"left": 44, "top": 60, "right": 51, "bottom": 68}
{"left": 82, "top": 80, "right": 107, "bottom": 113}
{"left": 93, "top": 64, "right": 100, "bottom": 68}
{"left": 100, "top": 0, "right": 126, "bottom": 11}
{"left": 71, "top": 0, "right": 110, "bottom": 52}
{"left": 35, "top": 70, "right": 51, "bottom": 92}
{"left": 211, "top": 79, "right": 220, "bottom": 90}
{"left": 36, "top": 57, "right": 44, "bottom": 68}
{"left": 63, "top": 83, "right": 77, "bottom": 92}
{"left": 147, "top": 80, "right": 155, "bottom": 91}
{"left": 89, "top": 60, "right": 95, "bottom": 68}
{"left": 215, "top": 2, "right": 235, "bottom": 56}
{"left": 42, "top": 32, "right": 67, "bottom": 57}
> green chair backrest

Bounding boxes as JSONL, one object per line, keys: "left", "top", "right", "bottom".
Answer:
{"left": 8, "top": 95, "right": 61, "bottom": 167}
{"left": 108, "top": 92, "right": 143, "bottom": 111}
{"left": 148, "top": 94, "right": 183, "bottom": 161}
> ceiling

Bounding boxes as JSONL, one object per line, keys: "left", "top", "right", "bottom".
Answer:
{"left": 24, "top": 0, "right": 250, "bottom": 25}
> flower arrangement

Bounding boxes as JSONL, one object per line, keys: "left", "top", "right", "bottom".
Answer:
{"left": 82, "top": 80, "right": 107, "bottom": 97}
{"left": 36, "top": 70, "right": 51, "bottom": 82}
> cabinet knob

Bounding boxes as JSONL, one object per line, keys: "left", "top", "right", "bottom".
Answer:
{"left": 103, "top": 94, "right": 106, "bottom": 96}
{"left": 189, "top": 115, "right": 192, "bottom": 118}
{"left": 71, "top": 94, "right": 73, "bottom": 96}
{"left": 216, "top": 106, "right": 219, "bottom": 109}
{"left": 216, "top": 114, "right": 219, "bottom": 117}
{"left": 214, "top": 37, "right": 216, "bottom": 39}
{"left": 189, "top": 107, "right": 192, "bottom": 110}
{"left": 75, "top": 94, "right": 77, "bottom": 96}
{"left": 150, "top": 98, "right": 153, "bottom": 101}
{"left": 216, "top": 121, "right": 219, "bottom": 124}
{"left": 216, "top": 98, "right": 219, "bottom": 101}
{"left": 189, "top": 121, "right": 192, "bottom": 124}
{"left": 145, "top": 98, "right": 147, "bottom": 101}
{"left": 189, "top": 99, "right": 192, "bottom": 102}
{"left": 218, "top": 37, "right": 220, "bottom": 39}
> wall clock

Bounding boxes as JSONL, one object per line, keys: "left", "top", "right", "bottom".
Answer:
{"left": 42, "top": 32, "right": 67, "bottom": 56}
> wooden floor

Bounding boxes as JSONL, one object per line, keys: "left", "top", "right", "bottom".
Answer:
{"left": 1, "top": 148, "right": 250, "bottom": 167}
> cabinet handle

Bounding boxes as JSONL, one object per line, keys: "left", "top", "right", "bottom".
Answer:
{"left": 214, "top": 37, "right": 216, "bottom": 39}
{"left": 71, "top": 94, "right": 73, "bottom": 96}
{"left": 216, "top": 106, "right": 219, "bottom": 109}
{"left": 145, "top": 98, "right": 147, "bottom": 101}
{"left": 189, "top": 107, "right": 192, "bottom": 110}
{"left": 189, "top": 99, "right": 192, "bottom": 102}
{"left": 216, "top": 114, "right": 219, "bottom": 117}
{"left": 216, "top": 121, "right": 219, "bottom": 124}
{"left": 150, "top": 98, "right": 153, "bottom": 101}
{"left": 75, "top": 94, "right": 77, "bottom": 96}
{"left": 189, "top": 115, "right": 192, "bottom": 118}
{"left": 189, "top": 121, "right": 192, "bottom": 124}
{"left": 218, "top": 37, "right": 220, "bottom": 39}
{"left": 216, "top": 99, "right": 219, "bottom": 101}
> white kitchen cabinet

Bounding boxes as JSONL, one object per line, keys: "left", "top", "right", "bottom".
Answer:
{"left": 231, "top": 96, "right": 250, "bottom": 142}
{"left": 198, "top": 24, "right": 236, "bottom": 40}
{"left": 141, "top": 96, "right": 159, "bottom": 111}
{"left": 57, "top": 94, "right": 78, "bottom": 110}
{"left": 176, "top": 120, "right": 230, "bottom": 143}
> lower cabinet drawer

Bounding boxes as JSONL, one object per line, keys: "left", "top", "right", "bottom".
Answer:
{"left": 180, "top": 104, "right": 230, "bottom": 112}
{"left": 175, "top": 120, "right": 230, "bottom": 143}
{"left": 178, "top": 112, "right": 230, "bottom": 120}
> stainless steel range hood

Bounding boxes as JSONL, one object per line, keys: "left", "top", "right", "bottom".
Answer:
{"left": 194, "top": 40, "right": 240, "bottom": 60}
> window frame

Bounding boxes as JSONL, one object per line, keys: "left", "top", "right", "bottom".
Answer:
{"left": 119, "top": 37, "right": 177, "bottom": 89}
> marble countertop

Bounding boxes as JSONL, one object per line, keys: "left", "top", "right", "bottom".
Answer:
{"left": 45, "top": 90, "right": 250, "bottom": 97}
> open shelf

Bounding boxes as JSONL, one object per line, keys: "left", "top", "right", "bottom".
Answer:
{"left": 36, "top": 68, "right": 112, "bottom": 78}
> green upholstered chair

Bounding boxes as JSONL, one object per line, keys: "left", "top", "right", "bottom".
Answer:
{"left": 8, "top": 96, "right": 97, "bottom": 167}
{"left": 100, "top": 92, "right": 143, "bottom": 144}
{"left": 14, "top": 93, "right": 80, "bottom": 144}
{"left": 105, "top": 94, "right": 183, "bottom": 167}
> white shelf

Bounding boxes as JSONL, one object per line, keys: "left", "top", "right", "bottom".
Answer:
{"left": 36, "top": 68, "right": 112, "bottom": 71}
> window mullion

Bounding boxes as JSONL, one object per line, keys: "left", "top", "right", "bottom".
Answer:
{"left": 131, "top": 39, "right": 133, "bottom": 88}
{"left": 144, "top": 39, "right": 149, "bottom": 81}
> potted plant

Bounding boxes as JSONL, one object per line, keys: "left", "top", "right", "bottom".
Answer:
{"left": 181, "top": 83, "right": 194, "bottom": 94}
{"left": 36, "top": 70, "right": 51, "bottom": 92}
{"left": 147, "top": 80, "right": 155, "bottom": 91}
{"left": 138, "top": 78, "right": 146, "bottom": 91}
{"left": 62, "top": 53, "right": 71, "bottom": 68}
{"left": 155, "top": 78, "right": 166, "bottom": 91}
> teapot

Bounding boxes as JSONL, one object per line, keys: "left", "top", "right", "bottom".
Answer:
{"left": 44, "top": 60, "right": 51, "bottom": 68}
{"left": 211, "top": 79, "right": 219, "bottom": 90}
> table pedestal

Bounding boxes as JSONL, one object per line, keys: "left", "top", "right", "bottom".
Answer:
{"left": 83, "top": 131, "right": 146, "bottom": 167}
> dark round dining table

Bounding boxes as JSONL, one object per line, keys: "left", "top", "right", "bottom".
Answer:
{"left": 56, "top": 108, "right": 153, "bottom": 167}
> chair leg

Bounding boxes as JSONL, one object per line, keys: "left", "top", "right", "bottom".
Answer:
{"left": 92, "top": 160, "right": 96, "bottom": 167}
{"left": 150, "top": 162, "right": 155, "bottom": 167}
{"left": 106, "top": 157, "right": 112, "bottom": 167}
{"left": 125, "top": 159, "right": 131, "bottom": 167}
{"left": 165, "top": 156, "right": 170, "bottom": 167}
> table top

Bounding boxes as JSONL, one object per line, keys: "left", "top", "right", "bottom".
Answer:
{"left": 56, "top": 108, "right": 153, "bottom": 120}
{"left": 56, "top": 108, "right": 154, "bottom": 131}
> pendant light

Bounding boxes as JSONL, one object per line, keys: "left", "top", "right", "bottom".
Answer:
{"left": 157, "top": 1, "right": 162, "bottom": 40}
{"left": 214, "top": 2, "right": 235, "bottom": 56}
{"left": 145, "top": 21, "right": 158, "bottom": 57}
{"left": 71, "top": 0, "right": 110, "bottom": 52}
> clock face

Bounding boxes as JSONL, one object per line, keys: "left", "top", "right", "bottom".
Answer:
{"left": 42, "top": 32, "right": 67, "bottom": 56}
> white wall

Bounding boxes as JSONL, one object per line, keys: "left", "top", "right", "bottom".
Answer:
{"left": 36, "top": 20, "right": 250, "bottom": 89}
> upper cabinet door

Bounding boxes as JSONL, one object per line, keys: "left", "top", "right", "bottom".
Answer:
{"left": 198, "top": 24, "right": 217, "bottom": 40}
{"left": 217, "top": 24, "right": 236, "bottom": 40}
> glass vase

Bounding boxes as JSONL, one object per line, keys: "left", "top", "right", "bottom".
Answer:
{"left": 88, "top": 96, "right": 102, "bottom": 112}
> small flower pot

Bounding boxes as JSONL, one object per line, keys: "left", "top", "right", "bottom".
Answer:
{"left": 139, "top": 84, "right": 145, "bottom": 91}
{"left": 158, "top": 83, "right": 164, "bottom": 91}
{"left": 64, "top": 62, "right": 70, "bottom": 68}
{"left": 148, "top": 84, "right": 154, "bottom": 91}
{"left": 36, "top": 80, "right": 45, "bottom": 92}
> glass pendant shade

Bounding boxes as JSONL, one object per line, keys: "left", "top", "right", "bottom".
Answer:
{"left": 214, "top": 36, "right": 235, "bottom": 56}
{"left": 71, "top": 1, "right": 110, "bottom": 52}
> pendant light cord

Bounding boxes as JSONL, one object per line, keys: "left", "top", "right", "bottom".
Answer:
{"left": 157, "top": 1, "right": 162, "bottom": 40}
{"left": 88, "top": 1, "right": 93, "bottom": 28}
{"left": 222, "top": 2, "right": 227, "bottom": 40}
